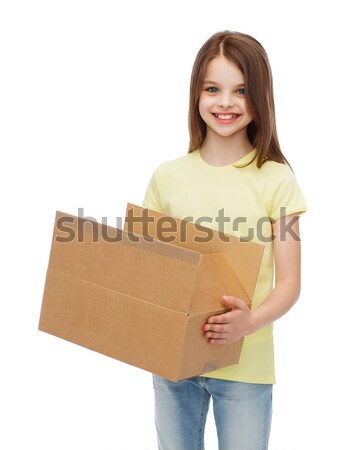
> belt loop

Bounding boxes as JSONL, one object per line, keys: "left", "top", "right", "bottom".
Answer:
{"left": 199, "top": 376, "right": 207, "bottom": 388}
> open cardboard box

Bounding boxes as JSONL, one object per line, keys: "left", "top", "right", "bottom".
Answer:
{"left": 38, "top": 203, "right": 264, "bottom": 382}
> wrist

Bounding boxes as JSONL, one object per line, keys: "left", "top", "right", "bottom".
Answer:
{"left": 250, "top": 308, "right": 266, "bottom": 334}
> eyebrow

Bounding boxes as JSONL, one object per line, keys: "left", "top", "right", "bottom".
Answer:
{"left": 203, "top": 80, "right": 245, "bottom": 86}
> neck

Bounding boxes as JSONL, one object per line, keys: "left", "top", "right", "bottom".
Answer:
{"left": 200, "top": 130, "right": 254, "bottom": 166}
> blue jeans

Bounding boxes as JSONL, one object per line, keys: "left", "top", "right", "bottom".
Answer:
{"left": 153, "top": 374, "right": 272, "bottom": 450}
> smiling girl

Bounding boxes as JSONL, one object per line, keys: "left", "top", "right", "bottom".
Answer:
{"left": 142, "top": 30, "right": 308, "bottom": 450}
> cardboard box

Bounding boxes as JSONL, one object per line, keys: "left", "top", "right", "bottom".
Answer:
{"left": 38, "top": 203, "right": 264, "bottom": 382}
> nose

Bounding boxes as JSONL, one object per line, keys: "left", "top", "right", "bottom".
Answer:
{"left": 218, "top": 91, "right": 234, "bottom": 109}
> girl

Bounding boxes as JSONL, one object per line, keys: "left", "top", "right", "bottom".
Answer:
{"left": 142, "top": 30, "right": 308, "bottom": 450}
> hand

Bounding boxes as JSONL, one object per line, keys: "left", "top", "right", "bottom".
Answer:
{"left": 204, "top": 295, "right": 256, "bottom": 344}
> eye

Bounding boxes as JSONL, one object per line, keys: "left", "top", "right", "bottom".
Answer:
{"left": 236, "top": 88, "right": 246, "bottom": 95}
{"left": 206, "top": 87, "right": 219, "bottom": 93}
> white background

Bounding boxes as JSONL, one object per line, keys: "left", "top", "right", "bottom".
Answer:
{"left": 1, "top": 1, "right": 358, "bottom": 449}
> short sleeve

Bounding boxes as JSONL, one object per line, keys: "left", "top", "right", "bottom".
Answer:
{"left": 142, "top": 165, "right": 165, "bottom": 214}
{"left": 267, "top": 165, "right": 308, "bottom": 221}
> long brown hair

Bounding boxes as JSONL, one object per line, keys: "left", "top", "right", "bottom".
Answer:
{"left": 188, "top": 30, "right": 292, "bottom": 170}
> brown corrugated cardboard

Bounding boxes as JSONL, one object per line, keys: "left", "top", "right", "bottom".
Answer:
{"left": 38, "top": 203, "right": 264, "bottom": 382}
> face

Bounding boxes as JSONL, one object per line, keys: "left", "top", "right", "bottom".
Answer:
{"left": 198, "top": 55, "right": 253, "bottom": 138}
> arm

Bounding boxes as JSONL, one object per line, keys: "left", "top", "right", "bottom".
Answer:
{"left": 204, "top": 213, "right": 302, "bottom": 344}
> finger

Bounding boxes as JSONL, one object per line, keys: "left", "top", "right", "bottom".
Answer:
{"left": 205, "top": 330, "right": 228, "bottom": 339}
{"left": 204, "top": 323, "right": 227, "bottom": 332}
{"left": 222, "top": 295, "right": 249, "bottom": 310}
{"left": 206, "top": 333, "right": 228, "bottom": 339}
{"left": 208, "top": 337, "right": 229, "bottom": 345}
{"left": 207, "top": 313, "right": 230, "bottom": 324}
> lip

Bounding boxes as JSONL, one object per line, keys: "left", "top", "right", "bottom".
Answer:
{"left": 211, "top": 113, "right": 241, "bottom": 124}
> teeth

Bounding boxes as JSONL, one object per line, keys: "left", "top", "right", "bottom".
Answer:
{"left": 214, "top": 114, "right": 238, "bottom": 119}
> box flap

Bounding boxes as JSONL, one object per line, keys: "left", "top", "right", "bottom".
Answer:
{"left": 125, "top": 204, "right": 264, "bottom": 304}
{"left": 125, "top": 203, "right": 242, "bottom": 254}
{"left": 188, "top": 253, "right": 251, "bottom": 315}
{"left": 222, "top": 243, "right": 264, "bottom": 302}
{"left": 49, "top": 211, "right": 202, "bottom": 314}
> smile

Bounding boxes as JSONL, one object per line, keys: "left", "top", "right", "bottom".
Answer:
{"left": 212, "top": 113, "right": 240, "bottom": 123}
